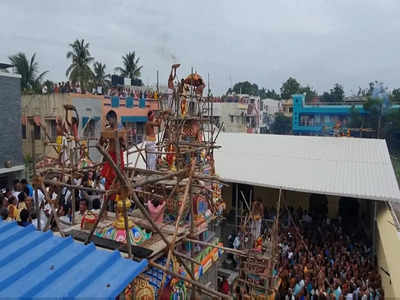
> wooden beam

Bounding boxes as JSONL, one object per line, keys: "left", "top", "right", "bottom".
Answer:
{"left": 40, "top": 182, "right": 65, "bottom": 237}
{"left": 149, "top": 261, "right": 232, "bottom": 300}
{"left": 97, "top": 143, "right": 196, "bottom": 283}
{"left": 173, "top": 250, "right": 201, "bottom": 266}
{"left": 160, "top": 161, "right": 195, "bottom": 291}
{"left": 115, "top": 130, "right": 133, "bottom": 259}
{"left": 132, "top": 169, "right": 187, "bottom": 188}
{"left": 44, "top": 179, "right": 115, "bottom": 194}
{"left": 184, "top": 238, "right": 248, "bottom": 256}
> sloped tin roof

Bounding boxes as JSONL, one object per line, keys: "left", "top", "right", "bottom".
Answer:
{"left": 0, "top": 220, "right": 148, "bottom": 299}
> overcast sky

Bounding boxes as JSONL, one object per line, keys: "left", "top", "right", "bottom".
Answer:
{"left": 1, "top": 0, "right": 399, "bottom": 96}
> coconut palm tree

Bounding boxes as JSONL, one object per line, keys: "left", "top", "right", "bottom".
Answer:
{"left": 93, "top": 61, "right": 110, "bottom": 91}
{"left": 8, "top": 52, "right": 48, "bottom": 93}
{"left": 115, "top": 51, "right": 143, "bottom": 83}
{"left": 66, "top": 39, "right": 94, "bottom": 92}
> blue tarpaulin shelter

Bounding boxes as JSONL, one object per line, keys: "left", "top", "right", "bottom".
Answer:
{"left": 0, "top": 220, "right": 148, "bottom": 299}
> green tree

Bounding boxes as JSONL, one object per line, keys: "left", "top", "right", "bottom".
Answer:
{"left": 115, "top": 51, "right": 143, "bottom": 82}
{"left": 330, "top": 83, "right": 344, "bottom": 102}
{"left": 391, "top": 88, "right": 400, "bottom": 102}
{"left": 8, "top": 52, "right": 48, "bottom": 93}
{"left": 299, "top": 86, "right": 317, "bottom": 103}
{"left": 66, "top": 39, "right": 94, "bottom": 92}
{"left": 321, "top": 84, "right": 344, "bottom": 102}
{"left": 384, "top": 109, "right": 400, "bottom": 149}
{"left": 93, "top": 61, "right": 110, "bottom": 90}
{"left": 43, "top": 80, "right": 55, "bottom": 93}
{"left": 227, "top": 81, "right": 259, "bottom": 96}
{"left": 270, "top": 112, "right": 292, "bottom": 134}
{"left": 357, "top": 81, "right": 379, "bottom": 97}
{"left": 264, "top": 88, "right": 281, "bottom": 100}
{"left": 363, "top": 97, "right": 383, "bottom": 137}
{"left": 321, "top": 92, "right": 332, "bottom": 102}
{"left": 348, "top": 105, "right": 362, "bottom": 128}
{"left": 280, "top": 77, "right": 301, "bottom": 99}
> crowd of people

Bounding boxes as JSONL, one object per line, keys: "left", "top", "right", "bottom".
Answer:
{"left": 276, "top": 207, "right": 383, "bottom": 300}
{"left": 0, "top": 174, "right": 104, "bottom": 230}
{"left": 107, "top": 86, "right": 159, "bottom": 100}
{"left": 41, "top": 81, "right": 83, "bottom": 95}
{"left": 40, "top": 80, "right": 161, "bottom": 101}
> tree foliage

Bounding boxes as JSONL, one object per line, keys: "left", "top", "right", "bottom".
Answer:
{"left": 115, "top": 51, "right": 143, "bottom": 81}
{"left": 8, "top": 52, "right": 48, "bottom": 93}
{"left": 93, "top": 61, "right": 110, "bottom": 90}
{"left": 321, "top": 83, "right": 344, "bottom": 102}
{"left": 227, "top": 82, "right": 281, "bottom": 99}
{"left": 270, "top": 112, "right": 292, "bottom": 134}
{"left": 66, "top": 39, "right": 94, "bottom": 91}
{"left": 348, "top": 105, "right": 362, "bottom": 128}
{"left": 262, "top": 88, "right": 281, "bottom": 100}
{"left": 357, "top": 81, "right": 380, "bottom": 97}
{"left": 280, "top": 77, "right": 301, "bottom": 99}
{"left": 299, "top": 86, "right": 317, "bottom": 103}
{"left": 43, "top": 80, "right": 55, "bottom": 93}
{"left": 227, "top": 81, "right": 259, "bottom": 96}
{"left": 391, "top": 88, "right": 400, "bottom": 102}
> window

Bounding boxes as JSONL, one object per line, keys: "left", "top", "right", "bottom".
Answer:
{"left": 22, "top": 125, "right": 26, "bottom": 139}
{"left": 230, "top": 115, "right": 234, "bottom": 123}
{"left": 46, "top": 119, "right": 57, "bottom": 142}
{"left": 289, "top": 107, "right": 293, "bottom": 113}
{"left": 34, "top": 125, "right": 41, "bottom": 140}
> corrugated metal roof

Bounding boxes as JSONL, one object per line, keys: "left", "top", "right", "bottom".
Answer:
{"left": 0, "top": 220, "right": 148, "bottom": 299}
{"left": 214, "top": 133, "right": 400, "bottom": 202}
{"left": 126, "top": 133, "right": 400, "bottom": 202}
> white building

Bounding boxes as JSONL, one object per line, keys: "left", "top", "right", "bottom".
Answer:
{"left": 259, "top": 98, "right": 282, "bottom": 133}
{"left": 209, "top": 94, "right": 262, "bottom": 133}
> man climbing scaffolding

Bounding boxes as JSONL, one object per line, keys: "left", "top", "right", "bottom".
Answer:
{"left": 166, "top": 63, "right": 180, "bottom": 111}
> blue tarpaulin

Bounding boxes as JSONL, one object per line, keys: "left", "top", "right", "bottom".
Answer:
{"left": 0, "top": 220, "right": 148, "bottom": 299}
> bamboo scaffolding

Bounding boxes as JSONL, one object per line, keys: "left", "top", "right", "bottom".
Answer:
{"left": 149, "top": 261, "right": 232, "bottom": 300}
{"left": 159, "top": 161, "right": 195, "bottom": 293}
{"left": 31, "top": 69, "right": 244, "bottom": 299}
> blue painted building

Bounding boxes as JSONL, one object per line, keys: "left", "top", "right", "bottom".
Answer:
{"left": 292, "top": 94, "right": 370, "bottom": 135}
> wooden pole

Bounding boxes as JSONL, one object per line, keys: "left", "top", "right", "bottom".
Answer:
{"left": 160, "top": 161, "right": 195, "bottom": 293}
{"left": 94, "top": 142, "right": 195, "bottom": 280}
{"left": 173, "top": 250, "right": 201, "bottom": 266}
{"left": 40, "top": 182, "right": 65, "bottom": 237}
{"left": 70, "top": 147, "right": 75, "bottom": 225}
{"left": 31, "top": 129, "right": 41, "bottom": 231}
{"left": 184, "top": 238, "right": 248, "bottom": 256}
{"left": 149, "top": 261, "right": 232, "bottom": 300}
{"left": 85, "top": 190, "right": 112, "bottom": 244}
{"left": 115, "top": 130, "right": 133, "bottom": 259}
{"left": 190, "top": 176, "right": 196, "bottom": 300}
{"left": 43, "top": 180, "right": 114, "bottom": 194}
